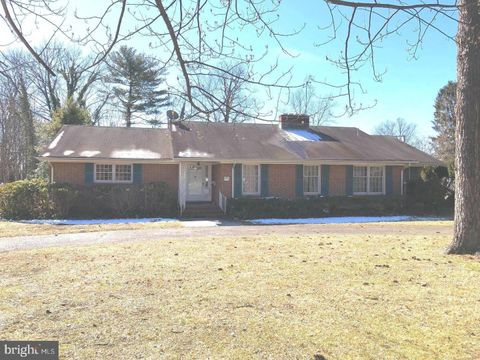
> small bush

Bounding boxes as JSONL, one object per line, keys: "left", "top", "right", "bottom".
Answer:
{"left": 0, "top": 179, "right": 178, "bottom": 220}
{"left": 228, "top": 195, "right": 405, "bottom": 219}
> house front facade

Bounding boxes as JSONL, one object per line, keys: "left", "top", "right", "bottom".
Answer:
{"left": 40, "top": 114, "right": 441, "bottom": 214}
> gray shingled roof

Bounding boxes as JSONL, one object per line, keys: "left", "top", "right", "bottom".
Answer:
{"left": 40, "top": 122, "right": 441, "bottom": 165}
{"left": 41, "top": 125, "right": 174, "bottom": 160}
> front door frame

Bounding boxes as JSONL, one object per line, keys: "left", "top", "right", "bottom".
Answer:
{"left": 185, "top": 163, "right": 212, "bottom": 202}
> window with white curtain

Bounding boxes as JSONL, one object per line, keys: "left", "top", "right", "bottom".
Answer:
{"left": 353, "top": 166, "right": 384, "bottom": 194}
{"left": 303, "top": 165, "right": 320, "bottom": 194}
{"left": 242, "top": 164, "right": 260, "bottom": 194}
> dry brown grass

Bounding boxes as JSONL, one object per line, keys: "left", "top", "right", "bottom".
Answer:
{"left": 0, "top": 220, "right": 182, "bottom": 238}
{"left": 0, "top": 223, "right": 479, "bottom": 359}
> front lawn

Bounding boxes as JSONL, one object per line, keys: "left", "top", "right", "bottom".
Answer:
{"left": 0, "top": 223, "right": 478, "bottom": 359}
{"left": 0, "top": 220, "right": 182, "bottom": 238}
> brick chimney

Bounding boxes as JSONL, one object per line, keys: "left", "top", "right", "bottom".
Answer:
{"left": 279, "top": 114, "right": 310, "bottom": 129}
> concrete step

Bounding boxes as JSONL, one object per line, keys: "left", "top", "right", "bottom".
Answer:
{"left": 181, "top": 202, "right": 225, "bottom": 219}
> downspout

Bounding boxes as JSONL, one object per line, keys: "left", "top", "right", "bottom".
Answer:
{"left": 50, "top": 163, "right": 54, "bottom": 184}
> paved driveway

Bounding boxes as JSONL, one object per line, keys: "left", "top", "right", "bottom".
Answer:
{"left": 0, "top": 220, "right": 452, "bottom": 252}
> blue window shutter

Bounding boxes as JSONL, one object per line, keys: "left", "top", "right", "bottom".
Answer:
{"left": 133, "top": 164, "right": 142, "bottom": 184}
{"left": 321, "top": 165, "right": 329, "bottom": 196}
{"left": 295, "top": 164, "right": 304, "bottom": 197}
{"left": 233, "top": 164, "right": 242, "bottom": 198}
{"left": 386, "top": 166, "right": 393, "bottom": 195}
{"left": 346, "top": 165, "right": 353, "bottom": 196}
{"left": 85, "top": 163, "right": 94, "bottom": 184}
{"left": 260, "top": 164, "right": 269, "bottom": 197}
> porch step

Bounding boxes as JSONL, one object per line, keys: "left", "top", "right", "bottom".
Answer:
{"left": 181, "top": 202, "right": 225, "bottom": 219}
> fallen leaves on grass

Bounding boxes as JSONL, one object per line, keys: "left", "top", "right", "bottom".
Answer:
{"left": 0, "top": 222, "right": 479, "bottom": 359}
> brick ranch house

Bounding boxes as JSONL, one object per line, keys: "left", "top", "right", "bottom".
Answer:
{"left": 40, "top": 114, "right": 441, "bottom": 215}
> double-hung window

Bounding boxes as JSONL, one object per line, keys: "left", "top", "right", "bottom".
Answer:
{"left": 303, "top": 165, "right": 320, "bottom": 194}
{"left": 95, "top": 164, "right": 133, "bottom": 183}
{"left": 353, "top": 166, "right": 384, "bottom": 194}
{"left": 242, "top": 164, "right": 260, "bottom": 195}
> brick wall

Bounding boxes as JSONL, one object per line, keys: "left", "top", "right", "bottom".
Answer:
{"left": 142, "top": 164, "right": 179, "bottom": 191}
{"left": 212, "top": 164, "right": 233, "bottom": 205}
{"left": 329, "top": 165, "right": 347, "bottom": 196}
{"left": 52, "top": 163, "right": 85, "bottom": 185}
{"left": 52, "top": 162, "right": 179, "bottom": 190}
{"left": 268, "top": 164, "right": 296, "bottom": 198}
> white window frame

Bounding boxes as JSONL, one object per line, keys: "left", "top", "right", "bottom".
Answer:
{"left": 242, "top": 164, "right": 260, "bottom": 195}
{"left": 303, "top": 165, "right": 321, "bottom": 195}
{"left": 94, "top": 163, "right": 133, "bottom": 184}
{"left": 353, "top": 165, "right": 385, "bottom": 195}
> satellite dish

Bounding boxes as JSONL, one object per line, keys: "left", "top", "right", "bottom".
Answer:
{"left": 167, "top": 110, "right": 179, "bottom": 121}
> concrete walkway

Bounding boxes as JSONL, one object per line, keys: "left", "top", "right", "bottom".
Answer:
{"left": 0, "top": 220, "right": 452, "bottom": 252}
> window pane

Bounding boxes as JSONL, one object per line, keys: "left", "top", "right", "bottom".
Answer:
{"left": 369, "top": 166, "right": 383, "bottom": 193}
{"left": 115, "top": 164, "right": 132, "bottom": 181}
{"left": 303, "top": 165, "right": 319, "bottom": 193}
{"left": 353, "top": 166, "right": 367, "bottom": 193}
{"left": 353, "top": 177, "right": 367, "bottom": 193}
{"left": 96, "top": 164, "right": 113, "bottom": 181}
{"left": 242, "top": 165, "right": 259, "bottom": 194}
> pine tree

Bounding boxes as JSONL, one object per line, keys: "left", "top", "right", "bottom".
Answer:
{"left": 432, "top": 81, "right": 456, "bottom": 165}
{"left": 106, "top": 46, "right": 169, "bottom": 127}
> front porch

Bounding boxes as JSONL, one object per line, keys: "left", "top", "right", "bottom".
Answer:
{"left": 178, "top": 162, "right": 232, "bottom": 215}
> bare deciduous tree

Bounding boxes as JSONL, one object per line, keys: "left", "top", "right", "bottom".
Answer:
{"left": 1, "top": 0, "right": 478, "bottom": 253}
{"left": 289, "top": 79, "right": 333, "bottom": 125}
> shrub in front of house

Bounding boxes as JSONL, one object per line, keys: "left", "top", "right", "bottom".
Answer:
{"left": 0, "top": 179, "right": 178, "bottom": 220}
{"left": 69, "top": 182, "right": 178, "bottom": 218}
{"left": 227, "top": 195, "right": 406, "bottom": 219}
{"left": 0, "top": 178, "right": 49, "bottom": 219}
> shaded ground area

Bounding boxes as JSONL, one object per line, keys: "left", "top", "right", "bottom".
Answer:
{"left": 0, "top": 221, "right": 453, "bottom": 252}
{"left": 0, "top": 222, "right": 478, "bottom": 359}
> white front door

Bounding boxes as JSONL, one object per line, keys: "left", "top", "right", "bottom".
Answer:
{"left": 186, "top": 164, "right": 212, "bottom": 202}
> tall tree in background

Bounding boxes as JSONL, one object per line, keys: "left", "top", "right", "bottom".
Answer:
{"left": 289, "top": 79, "right": 333, "bottom": 125}
{"left": 0, "top": 70, "right": 36, "bottom": 181}
{"left": 375, "top": 118, "right": 417, "bottom": 144}
{"left": 106, "top": 46, "right": 169, "bottom": 127}
{"left": 198, "top": 62, "right": 260, "bottom": 123}
{"left": 432, "top": 81, "right": 456, "bottom": 164}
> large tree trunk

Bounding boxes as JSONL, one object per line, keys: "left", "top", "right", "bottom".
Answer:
{"left": 447, "top": 0, "right": 480, "bottom": 254}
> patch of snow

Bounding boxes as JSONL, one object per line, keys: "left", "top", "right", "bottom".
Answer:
{"left": 111, "top": 149, "right": 162, "bottom": 159}
{"left": 178, "top": 149, "right": 212, "bottom": 158}
{"left": 22, "top": 218, "right": 177, "bottom": 225}
{"left": 247, "top": 216, "right": 448, "bottom": 225}
{"left": 182, "top": 220, "right": 220, "bottom": 227}
{"left": 48, "top": 131, "right": 64, "bottom": 149}
{"left": 63, "top": 150, "right": 74, "bottom": 156}
{"left": 79, "top": 150, "right": 101, "bottom": 157}
{"left": 42, "top": 152, "right": 50, "bottom": 157}
{"left": 283, "top": 129, "right": 323, "bottom": 141}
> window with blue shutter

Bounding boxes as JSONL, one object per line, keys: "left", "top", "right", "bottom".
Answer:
{"left": 386, "top": 166, "right": 393, "bottom": 195}
{"left": 260, "top": 164, "right": 269, "bottom": 197}
{"left": 321, "top": 165, "right": 329, "bottom": 196}
{"left": 295, "top": 164, "right": 304, "bottom": 197}
{"left": 85, "top": 163, "right": 94, "bottom": 184}
{"left": 133, "top": 164, "right": 142, "bottom": 184}
{"left": 233, "top": 164, "right": 242, "bottom": 198}
{"left": 346, "top": 165, "right": 354, "bottom": 196}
